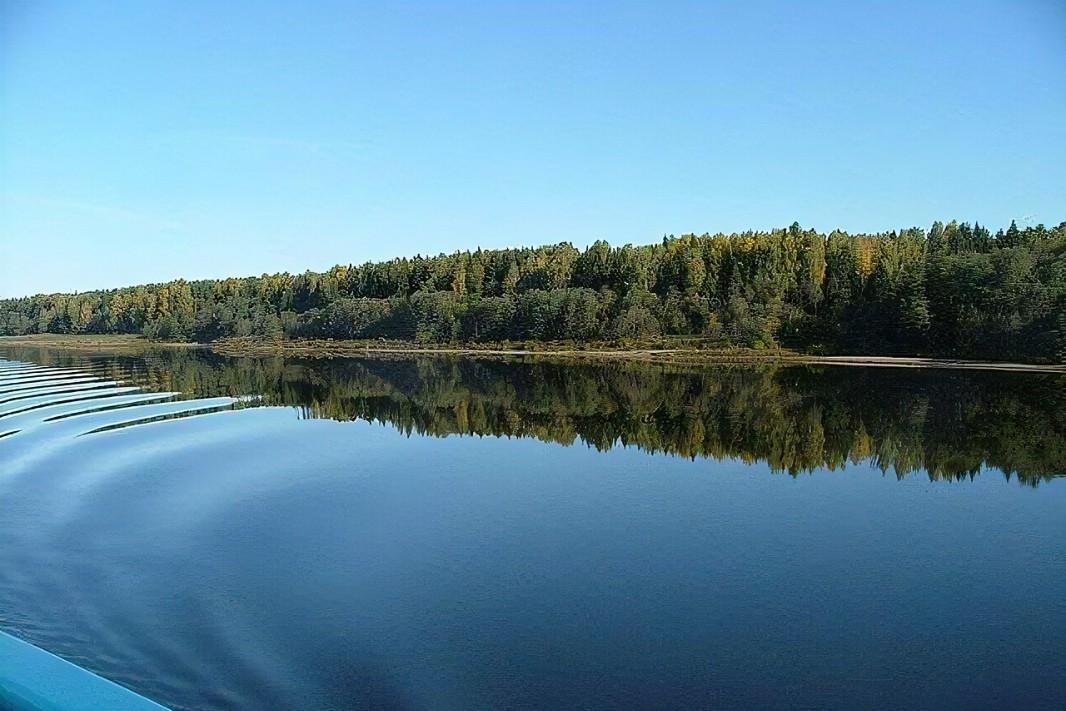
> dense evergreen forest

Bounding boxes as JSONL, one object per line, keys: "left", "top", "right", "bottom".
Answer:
{"left": 3, "top": 219, "right": 1064, "bottom": 362}
{"left": 5, "top": 346, "right": 1063, "bottom": 483}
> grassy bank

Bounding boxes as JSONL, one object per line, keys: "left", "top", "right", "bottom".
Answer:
{"left": 0, "top": 334, "right": 201, "bottom": 352}
{"left": 210, "top": 336, "right": 817, "bottom": 366}
{"left": 210, "top": 337, "right": 1066, "bottom": 373}
{"left": 2, "top": 334, "right": 1063, "bottom": 373}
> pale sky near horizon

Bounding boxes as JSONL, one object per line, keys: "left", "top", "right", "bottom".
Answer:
{"left": 2, "top": 0, "right": 1065, "bottom": 298}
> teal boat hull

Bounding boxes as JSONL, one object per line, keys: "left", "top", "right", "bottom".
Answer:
{"left": 0, "top": 630, "right": 169, "bottom": 710}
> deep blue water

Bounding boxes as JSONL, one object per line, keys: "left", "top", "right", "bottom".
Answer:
{"left": 0, "top": 348, "right": 1064, "bottom": 710}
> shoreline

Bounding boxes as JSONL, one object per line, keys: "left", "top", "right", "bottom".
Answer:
{"left": 1, "top": 334, "right": 1063, "bottom": 374}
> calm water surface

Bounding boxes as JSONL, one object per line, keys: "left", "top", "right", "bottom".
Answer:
{"left": 0, "top": 346, "right": 1064, "bottom": 710}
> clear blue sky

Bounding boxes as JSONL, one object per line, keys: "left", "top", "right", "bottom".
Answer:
{"left": 2, "top": 1, "right": 1064, "bottom": 298}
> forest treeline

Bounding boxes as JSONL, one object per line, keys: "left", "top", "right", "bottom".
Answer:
{"left": 3, "top": 219, "right": 1064, "bottom": 361}
{"left": 5, "top": 346, "right": 1063, "bottom": 482}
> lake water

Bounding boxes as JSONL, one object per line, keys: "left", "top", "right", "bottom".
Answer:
{"left": 0, "top": 345, "right": 1064, "bottom": 710}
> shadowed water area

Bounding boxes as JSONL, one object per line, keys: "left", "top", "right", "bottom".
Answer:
{"left": 0, "top": 344, "right": 1064, "bottom": 710}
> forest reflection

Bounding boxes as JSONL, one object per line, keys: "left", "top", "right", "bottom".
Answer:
{"left": 4, "top": 345, "right": 1063, "bottom": 485}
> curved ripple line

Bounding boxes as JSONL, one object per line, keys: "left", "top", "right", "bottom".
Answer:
{"left": 38, "top": 397, "right": 228, "bottom": 437}
{"left": 54, "top": 398, "right": 244, "bottom": 437}
{"left": 0, "top": 367, "right": 111, "bottom": 381}
{"left": 0, "top": 388, "right": 143, "bottom": 421}
{"left": 0, "top": 382, "right": 123, "bottom": 407}
{"left": 43, "top": 394, "right": 181, "bottom": 423}
{"left": 0, "top": 376, "right": 113, "bottom": 395}
{"left": 79, "top": 402, "right": 246, "bottom": 436}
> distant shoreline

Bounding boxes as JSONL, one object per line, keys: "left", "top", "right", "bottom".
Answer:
{"left": 1, "top": 334, "right": 1063, "bottom": 374}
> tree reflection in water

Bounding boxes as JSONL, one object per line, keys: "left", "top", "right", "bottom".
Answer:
{"left": 4, "top": 345, "right": 1063, "bottom": 485}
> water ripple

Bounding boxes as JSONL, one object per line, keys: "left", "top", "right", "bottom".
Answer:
{"left": 0, "top": 387, "right": 143, "bottom": 420}
{"left": 0, "top": 359, "right": 251, "bottom": 483}
{"left": 0, "top": 376, "right": 114, "bottom": 395}
{"left": 0, "top": 381, "right": 126, "bottom": 406}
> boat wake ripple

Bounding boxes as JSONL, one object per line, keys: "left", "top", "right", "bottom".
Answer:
{"left": 0, "top": 357, "right": 249, "bottom": 439}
